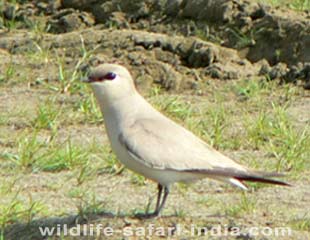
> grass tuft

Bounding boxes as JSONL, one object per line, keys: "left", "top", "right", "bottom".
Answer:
{"left": 32, "top": 98, "right": 62, "bottom": 131}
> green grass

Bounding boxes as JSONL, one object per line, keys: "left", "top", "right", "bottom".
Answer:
{"left": 1, "top": 132, "right": 112, "bottom": 173}
{"left": 0, "top": 59, "right": 16, "bottom": 84}
{"left": 26, "top": 41, "right": 52, "bottom": 65}
{"left": 199, "top": 105, "right": 230, "bottom": 149}
{"left": 0, "top": 114, "right": 9, "bottom": 126}
{"left": 52, "top": 37, "right": 94, "bottom": 95}
{"left": 0, "top": 1, "right": 47, "bottom": 31}
{"left": 258, "top": 0, "right": 310, "bottom": 10}
{"left": 32, "top": 98, "right": 62, "bottom": 131}
{"left": 1, "top": 131, "right": 45, "bottom": 170}
{"left": 151, "top": 95, "right": 193, "bottom": 121}
{"left": 243, "top": 103, "right": 309, "bottom": 172}
{"left": 67, "top": 187, "right": 106, "bottom": 219}
{"left": 130, "top": 174, "right": 146, "bottom": 186}
{"left": 36, "top": 138, "right": 89, "bottom": 172}
{"left": 290, "top": 216, "right": 310, "bottom": 231}
{"left": 224, "top": 192, "right": 257, "bottom": 217}
{"left": 226, "top": 28, "right": 256, "bottom": 49}
{"left": 74, "top": 93, "right": 103, "bottom": 124}
{"left": 0, "top": 190, "right": 46, "bottom": 237}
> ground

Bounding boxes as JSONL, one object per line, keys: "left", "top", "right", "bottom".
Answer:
{"left": 0, "top": 0, "right": 309, "bottom": 239}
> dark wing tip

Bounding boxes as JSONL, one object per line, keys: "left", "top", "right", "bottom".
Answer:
{"left": 181, "top": 168, "right": 292, "bottom": 187}
{"left": 234, "top": 176, "right": 292, "bottom": 187}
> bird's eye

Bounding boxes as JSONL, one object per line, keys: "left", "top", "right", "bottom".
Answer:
{"left": 104, "top": 72, "right": 117, "bottom": 80}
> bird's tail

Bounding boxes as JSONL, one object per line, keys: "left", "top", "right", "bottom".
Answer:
{"left": 185, "top": 168, "right": 291, "bottom": 190}
{"left": 229, "top": 170, "right": 291, "bottom": 190}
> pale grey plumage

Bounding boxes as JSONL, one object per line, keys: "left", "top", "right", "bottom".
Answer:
{"left": 84, "top": 63, "right": 289, "bottom": 217}
{"left": 119, "top": 117, "right": 246, "bottom": 171}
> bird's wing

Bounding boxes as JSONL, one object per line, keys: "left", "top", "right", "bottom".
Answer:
{"left": 119, "top": 117, "right": 247, "bottom": 173}
{"left": 119, "top": 117, "right": 290, "bottom": 187}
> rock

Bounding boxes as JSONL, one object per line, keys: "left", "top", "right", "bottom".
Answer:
{"left": 180, "top": 0, "right": 205, "bottom": 19}
{"left": 154, "top": 48, "right": 181, "bottom": 66}
{"left": 47, "top": 9, "right": 95, "bottom": 33}
{"left": 268, "top": 63, "right": 288, "bottom": 80}
{"left": 204, "top": 63, "right": 239, "bottom": 80}
{"left": 258, "top": 59, "right": 271, "bottom": 76}
{"left": 284, "top": 63, "right": 303, "bottom": 83}
{"left": 157, "top": 61, "right": 182, "bottom": 90}
{"left": 181, "top": 0, "right": 234, "bottom": 23}
{"left": 187, "top": 41, "right": 218, "bottom": 68}
{"left": 55, "top": 0, "right": 310, "bottom": 67}
{"left": 165, "top": 0, "right": 183, "bottom": 17}
{"left": 138, "top": 60, "right": 183, "bottom": 90}
{"left": 246, "top": 10, "right": 310, "bottom": 65}
{"left": 108, "top": 12, "right": 129, "bottom": 28}
{"left": 62, "top": 0, "right": 94, "bottom": 9}
{"left": 250, "top": 5, "right": 266, "bottom": 20}
{"left": 300, "top": 63, "right": 310, "bottom": 89}
{"left": 36, "top": 0, "right": 61, "bottom": 14}
{"left": 301, "top": 63, "right": 310, "bottom": 81}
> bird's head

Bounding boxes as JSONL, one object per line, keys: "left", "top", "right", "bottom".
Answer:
{"left": 83, "top": 64, "right": 137, "bottom": 103}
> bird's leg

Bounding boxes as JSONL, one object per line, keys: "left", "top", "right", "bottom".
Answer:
{"left": 152, "top": 186, "right": 170, "bottom": 216}
{"left": 135, "top": 185, "right": 169, "bottom": 219}
{"left": 154, "top": 184, "right": 163, "bottom": 212}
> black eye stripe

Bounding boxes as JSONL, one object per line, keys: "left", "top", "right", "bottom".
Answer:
{"left": 91, "top": 72, "right": 117, "bottom": 82}
{"left": 104, "top": 72, "right": 116, "bottom": 80}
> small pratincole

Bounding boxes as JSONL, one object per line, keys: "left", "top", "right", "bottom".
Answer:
{"left": 83, "top": 63, "right": 290, "bottom": 218}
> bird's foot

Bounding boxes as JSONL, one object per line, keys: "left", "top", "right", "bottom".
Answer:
{"left": 134, "top": 211, "right": 160, "bottom": 219}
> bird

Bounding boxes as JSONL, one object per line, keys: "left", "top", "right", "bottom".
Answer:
{"left": 83, "top": 63, "right": 290, "bottom": 218}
